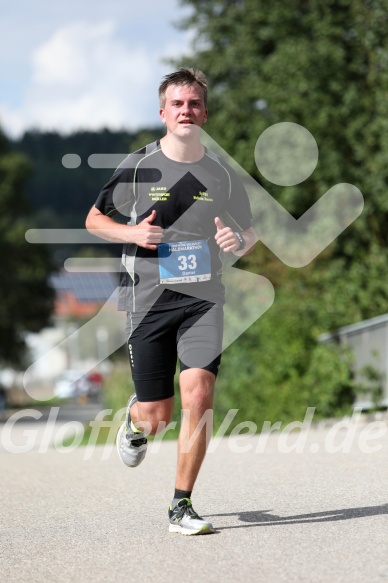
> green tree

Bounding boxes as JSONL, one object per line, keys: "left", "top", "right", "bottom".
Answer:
{"left": 177, "top": 0, "right": 388, "bottom": 251}
{"left": 14, "top": 128, "right": 164, "bottom": 229}
{"left": 172, "top": 0, "right": 388, "bottom": 422}
{"left": 0, "top": 128, "right": 54, "bottom": 364}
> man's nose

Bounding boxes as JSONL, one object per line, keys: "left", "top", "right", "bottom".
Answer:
{"left": 180, "top": 103, "right": 191, "bottom": 115}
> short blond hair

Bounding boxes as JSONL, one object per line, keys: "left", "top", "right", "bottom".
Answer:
{"left": 159, "top": 67, "right": 208, "bottom": 108}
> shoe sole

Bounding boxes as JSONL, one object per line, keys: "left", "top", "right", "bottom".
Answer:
{"left": 116, "top": 422, "right": 147, "bottom": 468}
{"left": 169, "top": 524, "right": 215, "bottom": 535}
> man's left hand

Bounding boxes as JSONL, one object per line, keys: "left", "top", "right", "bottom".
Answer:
{"left": 214, "top": 217, "right": 241, "bottom": 253}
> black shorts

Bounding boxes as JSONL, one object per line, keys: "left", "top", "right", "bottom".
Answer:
{"left": 125, "top": 299, "right": 223, "bottom": 402}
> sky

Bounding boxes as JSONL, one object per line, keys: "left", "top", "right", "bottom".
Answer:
{"left": 0, "top": 0, "right": 193, "bottom": 138}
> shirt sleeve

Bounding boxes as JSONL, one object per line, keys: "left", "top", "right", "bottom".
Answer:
{"left": 94, "top": 160, "right": 136, "bottom": 219}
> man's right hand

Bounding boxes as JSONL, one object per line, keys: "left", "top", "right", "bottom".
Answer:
{"left": 133, "top": 210, "right": 164, "bottom": 250}
{"left": 85, "top": 206, "right": 163, "bottom": 248}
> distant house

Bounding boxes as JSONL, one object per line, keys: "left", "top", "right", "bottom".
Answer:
{"left": 319, "top": 313, "right": 388, "bottom": 409}
{"left": 49, "top": 270, "right": 118, "bottom": 318}
{"left": 22, "top": 269, "right": 124, "bottom": 390}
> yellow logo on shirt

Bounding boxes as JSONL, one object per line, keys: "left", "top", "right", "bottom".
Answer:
{"left": 193, "top": 191, "right": 213, "bottom": 202}
{"left": 149, "top": 186, "right": 170, "bottom": 201}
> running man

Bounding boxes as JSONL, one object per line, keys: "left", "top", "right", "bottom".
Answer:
{"left": 86, "top": 68, "right": 256, "bottom": 535}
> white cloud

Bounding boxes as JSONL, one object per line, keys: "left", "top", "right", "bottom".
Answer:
{"left": 31, "top": 21, "right": 104, "bottom": 86}
{"left": 1, "top": 19, "right": 190, "bottom": 137}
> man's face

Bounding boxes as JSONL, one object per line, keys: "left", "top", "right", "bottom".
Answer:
{"left": 159, "top": 83, "right": 208, "bottom": 136}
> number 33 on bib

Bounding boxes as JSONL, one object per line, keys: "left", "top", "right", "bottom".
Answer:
{"left": 158, "top": 240, "right": 211, "bottom": 284}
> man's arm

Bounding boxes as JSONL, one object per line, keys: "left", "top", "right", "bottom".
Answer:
{"left": 85, "top": 206, "right": 164, "bottom": 250}
{"left": 233, "top": 226, "right": 257, "bottom": 257}
{"left": 214, "top": 217, "right": 257, "bottom": 256}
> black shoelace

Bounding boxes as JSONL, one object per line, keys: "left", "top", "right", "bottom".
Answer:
{"left": 174, "top": 502, "right": 200, "bottom": 520}
{"left": 127, "top": 435, "right": 147, "bottom": 447}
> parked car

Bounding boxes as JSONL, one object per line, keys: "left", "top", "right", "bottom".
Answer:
{"left": 53, "top": 369, "right": 91, "bottom": 399}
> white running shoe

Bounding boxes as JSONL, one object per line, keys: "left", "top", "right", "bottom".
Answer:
{"left": 116, "top": 394, "right": 148, "bottom": 468}
{"left": 168, "top": 498, "right": 215, "bottom": 535}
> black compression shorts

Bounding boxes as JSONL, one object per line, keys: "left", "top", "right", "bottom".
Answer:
{"left": 125, "top": 299, "right": 223, "bottom": 402}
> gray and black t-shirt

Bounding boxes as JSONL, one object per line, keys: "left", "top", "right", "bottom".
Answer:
{"left": 94, "top": 140, "right": 252, "bottom": 312}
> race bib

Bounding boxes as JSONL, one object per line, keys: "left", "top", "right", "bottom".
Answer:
{"left": 158, "top": 240, "right": 211, "bottom": 284}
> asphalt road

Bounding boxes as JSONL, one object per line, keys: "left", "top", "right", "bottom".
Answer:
{"left": 1, "top": 405, "right": 388, "bottom": 583}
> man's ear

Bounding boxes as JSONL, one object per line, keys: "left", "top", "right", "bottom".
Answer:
{"left": 159, "top": 108, "right": 166, "bottom": 124}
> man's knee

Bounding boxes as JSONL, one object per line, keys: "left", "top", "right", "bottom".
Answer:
{"left": 180, "top": 369, "right": 215, "bottom": 411}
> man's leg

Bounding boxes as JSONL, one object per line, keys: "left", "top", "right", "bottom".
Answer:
{"left": 174, "top": 301, "right": 222, "bottom": 492}
{"left": 167, "top": 367, "right": 216, "bottom": 535}
{"left": 131, "top": 397, "right": 174, "bottom": 435}
{"left": 116, "top": 395, "right": 175, "bottom": 468}
{"left": 176, "top": 368, "right": 215, "bottom": 490}
{"left": 120, "top": 308, "right": 179, "bottom": 451}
